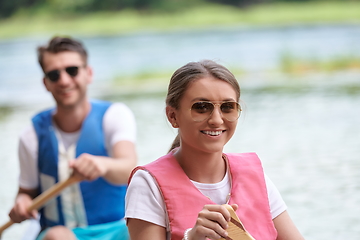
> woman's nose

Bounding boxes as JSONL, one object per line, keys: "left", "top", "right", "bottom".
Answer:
{"left": 208, "top": 105, "right": 224, "bottom": 125}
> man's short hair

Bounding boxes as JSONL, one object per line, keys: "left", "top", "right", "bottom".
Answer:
{"left": 37, "top": 36, "right": 88, "bottom": 71}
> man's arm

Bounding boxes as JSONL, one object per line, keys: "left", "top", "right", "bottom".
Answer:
{"left": 9, "top": 125, "right": 40, "bottom": 223}
{"left": 69, "top": 102, "right": 137, "bottom": 184}
{"left": 105, "top": 140, "right": 137, "bottom": 184}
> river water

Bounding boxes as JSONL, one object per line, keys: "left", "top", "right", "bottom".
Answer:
{"left": 0, "top": 24, "right": 359, "bottom": 239}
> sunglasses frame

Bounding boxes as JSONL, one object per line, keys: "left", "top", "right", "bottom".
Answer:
{"left": 45, "top": 65, "right": 84, "bottom": 82}
{"left": 190, "top": 101, "right": 242, "bottom": 122}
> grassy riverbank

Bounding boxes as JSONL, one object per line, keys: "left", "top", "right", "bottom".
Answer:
{"left": 111, "top": 55, "right": 360, "bottom": 93}
{"left": 1, "top": 1, "right": 360, "bottom": 39}
{"left": 280, "top": 54, "right": 360, "bottom": 74}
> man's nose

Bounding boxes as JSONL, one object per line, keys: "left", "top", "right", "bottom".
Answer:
{"left": 57, "top": 70, "right": 72, "bottom": 85}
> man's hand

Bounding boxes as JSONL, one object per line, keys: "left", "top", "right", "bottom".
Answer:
{"left": 69, "top": 141, "right": 137, "bottom": 185}
{"left": 9, "top": 192, "right": 38, "bottom": 223}
{"left": 69, "top": 153, "right": 108, "bottom": 181}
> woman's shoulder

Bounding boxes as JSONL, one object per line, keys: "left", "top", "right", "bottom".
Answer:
{"left": 129, "top": 169, "right": 158, "bottom": 188}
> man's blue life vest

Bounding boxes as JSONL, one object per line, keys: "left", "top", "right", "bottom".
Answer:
{"left": 32, "top": 100, "right": 127, "bottom": 229}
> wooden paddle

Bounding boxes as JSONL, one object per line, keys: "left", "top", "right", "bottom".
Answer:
{"left": 0, "top": 175, "right": 81, "bottom": 238}
{"left": 219, "top": 204, "right": 255, "bottom": 240}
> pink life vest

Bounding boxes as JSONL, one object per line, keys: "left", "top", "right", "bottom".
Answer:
{"left": 129, "top": 152, "right": 277, "bottom": 240}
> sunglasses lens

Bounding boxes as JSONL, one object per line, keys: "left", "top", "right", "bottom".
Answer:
{"left": 191, "top": 102, "right": 214, "bottom": 122}
{"left": 190, "top": 101, "right": 241, "bottom": 122}
{"left": 220, "top": 102, "right": 241, "bottom": 121}
{"left": 65, "top": 66, "right": 79, "bottom": 77}
{"left": 46, "top": 70, "right": 60, "bottom": 82}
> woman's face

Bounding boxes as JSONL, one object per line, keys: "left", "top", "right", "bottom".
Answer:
{"left": 170, "top": 76, "right": 239, "bottom": 154}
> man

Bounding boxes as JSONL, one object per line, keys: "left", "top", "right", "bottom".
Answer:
{"left": 8, "top": 36, "right": 137, "bottom": 240}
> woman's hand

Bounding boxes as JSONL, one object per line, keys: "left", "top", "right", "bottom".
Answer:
{"left": 187, "top": 204, "right": 238, "bottom": 240}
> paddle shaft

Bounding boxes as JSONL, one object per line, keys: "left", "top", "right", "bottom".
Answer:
{"left": 0, "top": 175, "right": 81, "bottom": 237}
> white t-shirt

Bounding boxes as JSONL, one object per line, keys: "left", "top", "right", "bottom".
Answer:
{"left": 18, "top": 102, "right": 136, "bottom": 190}
{"left": 125, "top": 168, "right": 287, "bottom": 234}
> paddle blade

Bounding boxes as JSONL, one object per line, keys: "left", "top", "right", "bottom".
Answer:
{"left": 218, "top": 204, "right": 255, "bottom": 240}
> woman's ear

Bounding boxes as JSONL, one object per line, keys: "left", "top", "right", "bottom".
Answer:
{"left": 166, "top": 106, "right": 178, "bottom": 128}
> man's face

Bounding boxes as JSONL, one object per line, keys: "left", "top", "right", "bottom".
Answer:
{"left": 42, "top": 51, "right": 92, "bottom": 109}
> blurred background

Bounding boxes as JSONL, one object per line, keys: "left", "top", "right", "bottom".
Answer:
{"left": 0, "top": 0, "right": 360, "bottom": 239}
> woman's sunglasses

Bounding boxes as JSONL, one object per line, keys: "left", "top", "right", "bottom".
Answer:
{"left": 45, "top": 66, "right": 82, "bottom": 82}
{"left": 190, "top": 101, "right": 242, "bottom": 122}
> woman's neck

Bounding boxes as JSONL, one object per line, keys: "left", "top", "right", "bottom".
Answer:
{"left": 174, "top": 146, "right": 226, "bottom": 184}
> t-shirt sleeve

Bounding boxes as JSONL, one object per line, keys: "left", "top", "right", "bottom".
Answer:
{"left": 125, "top": 170, "right": 168, "bottom": 229}
{"left": 103, "top": 103, "right": 137, "bottom": 157}
{"left": 18, "top": 125, "right": 39, "bottom": 189}
{"left": 264, "top": 173, "right": 287, "bottom": 219}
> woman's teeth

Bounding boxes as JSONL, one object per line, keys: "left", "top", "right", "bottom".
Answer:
{"left": 202, "top": 130, "right": 222, "bottom": 136}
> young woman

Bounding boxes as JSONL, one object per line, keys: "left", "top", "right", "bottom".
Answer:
{"left": 125, "top": 60, "right": 305, "bottom": 240}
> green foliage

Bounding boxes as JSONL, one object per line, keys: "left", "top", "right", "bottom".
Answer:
{"left": 1, "top": 1, "right": 360, "bottom": 38}
{"left": 0, "top": 0, "right": 42, "bottom": 18}
{"left": 45, "top": 0, "right": 90, "bottom": 12}
{"left": 203, "top": 0, "right": 360, "bottom": 8}
{"left": 0, "top": 0, "right": 204, "bottom": 18}
{"left": 0, "top": 105, "right": 12, "bottom": 121}
{"left": 1, "top": 0, "right": 360, "bottom": 19}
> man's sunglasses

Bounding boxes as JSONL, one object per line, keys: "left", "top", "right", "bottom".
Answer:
{"left": 45, "top": 66, "right": 83, "bottom": 82}
{"left": 190, "top": 101, "right": 242, "bottom": 122}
